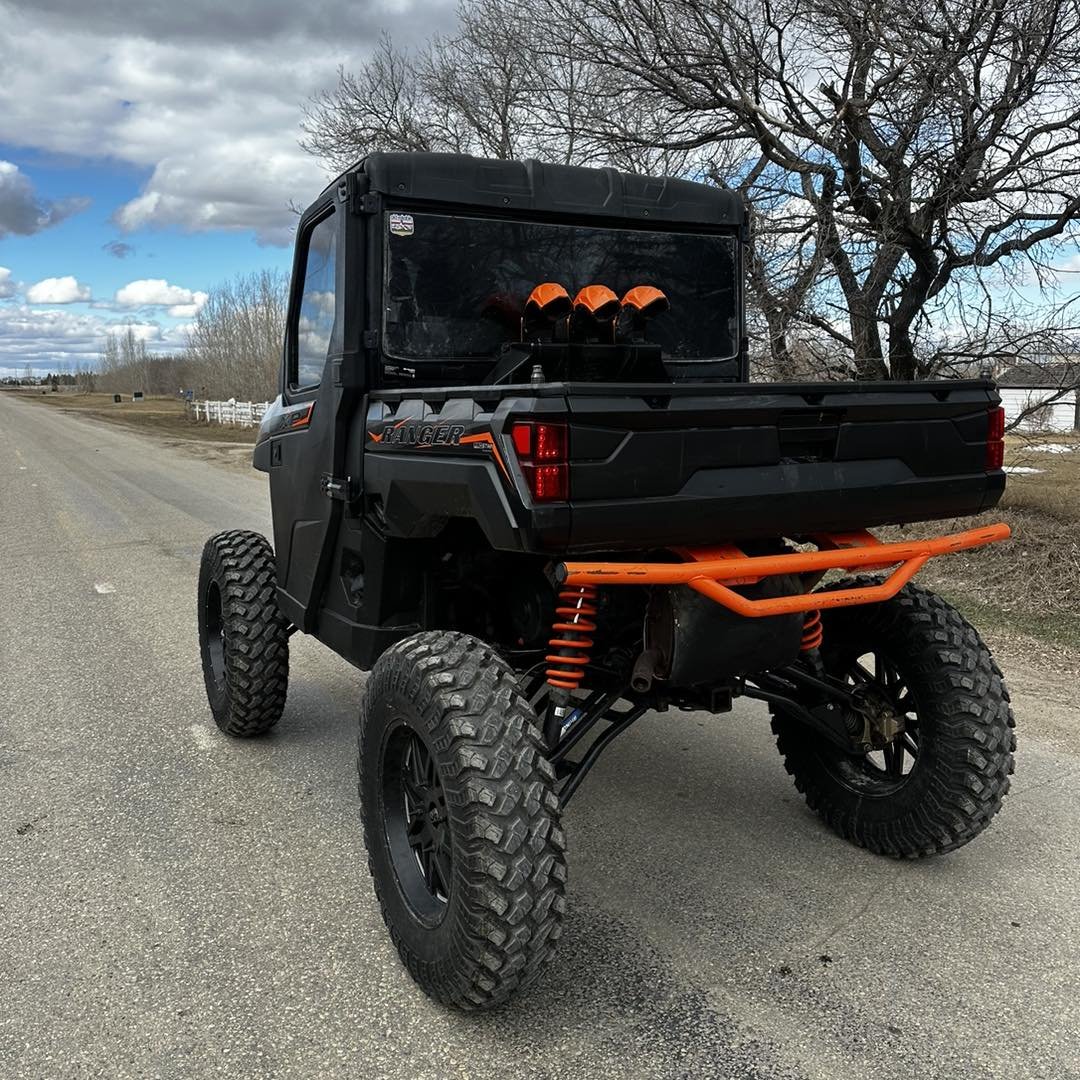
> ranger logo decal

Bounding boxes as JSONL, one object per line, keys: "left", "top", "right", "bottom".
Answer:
{"left": 369, "top": 421, "right": 466, "bottom": 446}
{"left": 367, "top": 420, "right": 510, "bottom": 480}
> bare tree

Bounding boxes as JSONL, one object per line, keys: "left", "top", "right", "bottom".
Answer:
{"left": 186, "top": 269, "right": 288, "bottom": 401}
{"left": 302, "top": 0, "right": 1080, "bottom": 385}
{"left": 301, "top": 7, "right": 685, "bottom": 171}
{"left": 531, "top": 0, "right": 1080, "bottom": 379}
{"left": 93, "top": 272, "right": 288, "bottom": 402}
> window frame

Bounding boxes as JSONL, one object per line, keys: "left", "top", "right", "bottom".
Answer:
{"left": 285, "top": 203, "right": 338, "bottom": 397}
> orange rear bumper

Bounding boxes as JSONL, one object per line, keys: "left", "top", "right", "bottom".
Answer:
{"left": 557, "top": 524, "right": 1010, "bottom": 617}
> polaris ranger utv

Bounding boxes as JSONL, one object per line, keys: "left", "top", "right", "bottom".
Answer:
{"left": 197, "top": 152, "right": 1015, "bottom": 1009}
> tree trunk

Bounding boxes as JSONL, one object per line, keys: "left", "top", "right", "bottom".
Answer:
{"left": 849, "top": 297, "right": 888, "bottom": 379}
{"left": 887, "top": 321, "right": 918, "bottom": 381}
{"left": 764, "top": 307, "right": 794, "bottom": 379}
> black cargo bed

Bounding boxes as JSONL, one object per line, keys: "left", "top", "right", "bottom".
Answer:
{"left": 560, "top": 379, "right": 1003, "bottom": 550}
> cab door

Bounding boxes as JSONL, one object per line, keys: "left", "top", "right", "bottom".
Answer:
{"left": 268, "top": 195, "right": 356, "bottom": 631}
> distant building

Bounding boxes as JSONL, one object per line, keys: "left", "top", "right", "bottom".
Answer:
{"left": 997, "top": 362, "right": 1080, "bottom": 433}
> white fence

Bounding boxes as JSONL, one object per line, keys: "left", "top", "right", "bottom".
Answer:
{"left": 189, "top": 399, "right": 271, "bottom": 428}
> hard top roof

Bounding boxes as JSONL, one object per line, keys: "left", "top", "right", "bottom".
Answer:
{"left": 327, "top": 152, "right": 745, "bottom": 228}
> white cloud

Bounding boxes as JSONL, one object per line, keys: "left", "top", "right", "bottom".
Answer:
{"left": 0, "top": 5, "right": 457, "bottom": 243}
{"left": 0, "top": 159, "right": 89, "bottom": 238}
{"left": 110, "top": 322, "right": 163, "bottom": 344}
{"left": 115, "top": 278, "right": 208, "bottom": 315}
{"left": 166, "top": 300, "right": 207, "bottom": 318}
{"left": 0, "top": 303, "right": 165, "bottom": 373}
{"left": 26, "top": 275, "right": 92, "bottom": 304}
{"left": 0, "top": 267, "right": 15, "bottom": 299}
{"left": 113, "top": 143, "right": 316, "bottom": 245}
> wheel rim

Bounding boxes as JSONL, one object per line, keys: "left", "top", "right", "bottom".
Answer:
{"left": 382, "top": 722, "right": 452, "bottom": 923}
{"left": 821, "top": 648, "right": 922, "bottom": 797}
{"left": 204, "top": 581, "right": 226, "bottom": 692}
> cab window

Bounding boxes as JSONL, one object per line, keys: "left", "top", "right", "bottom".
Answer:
{"left": 290, "top": 209, "right": 337, "bottom": 390}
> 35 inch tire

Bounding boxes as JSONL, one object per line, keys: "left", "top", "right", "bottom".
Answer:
{"left": 771, "top": 580, "right": 1015, "bottom": 858}
{"left": 197, "top": 530, "right": 289, "bottom": 737}
{"left": 359, "top": 631, "right": 566, "bottom": 1009}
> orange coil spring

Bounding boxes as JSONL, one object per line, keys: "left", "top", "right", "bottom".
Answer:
{"left": 801, "top": 609, "right": 823, "bottom": 651}
{"left": 546, "top": 584, "right": 598, "bottom": 690}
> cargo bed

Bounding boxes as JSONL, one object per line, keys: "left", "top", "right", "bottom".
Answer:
{"left": 360, "top": 378, "right": 1004, "bottom": 554}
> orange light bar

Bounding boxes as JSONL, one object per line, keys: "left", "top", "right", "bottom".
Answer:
{"left": 558, "top": 524, "right": 1010, "bottom": 617}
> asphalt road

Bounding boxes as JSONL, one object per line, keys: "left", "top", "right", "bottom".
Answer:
{"left": 2, "top": 391, "right": 1078, "bottom": 1080}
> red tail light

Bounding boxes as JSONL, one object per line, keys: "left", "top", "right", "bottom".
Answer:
{"left": 511, "top": 421, "right": 569, "bottom": 501}
{"left": 986, "top": 406, "right": 1005, "bottom": 470}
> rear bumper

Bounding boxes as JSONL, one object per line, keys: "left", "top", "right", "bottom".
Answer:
{"left": 558, "top": 523, "right": 1011, "bottom": 615}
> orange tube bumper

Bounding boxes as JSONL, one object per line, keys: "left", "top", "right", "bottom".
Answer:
{"left": 558, "top": 524, "right": 1010, "bottom": 617}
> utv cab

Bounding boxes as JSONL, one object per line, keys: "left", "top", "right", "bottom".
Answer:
{"left": 198, "top": 152, "right": 1015, "bottom": 1010}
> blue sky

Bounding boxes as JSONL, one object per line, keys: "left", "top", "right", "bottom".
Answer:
{"left": 0, "top": 0, "right": 455, "bottom": 377}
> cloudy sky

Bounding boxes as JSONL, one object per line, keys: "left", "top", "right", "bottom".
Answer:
{"left": 0, "top": 0, "right": 455, "bottom": 376}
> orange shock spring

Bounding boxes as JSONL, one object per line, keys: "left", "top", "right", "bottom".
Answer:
{"left": 546, "top": 584, "right": 598, "bottom": 690}
{"left": 801, "top": 609, "right": 823, "bottom": 651}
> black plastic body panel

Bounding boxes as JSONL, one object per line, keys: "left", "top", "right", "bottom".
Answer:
{"left": 362, "top": 379, "right": 1005, "bottom": 555}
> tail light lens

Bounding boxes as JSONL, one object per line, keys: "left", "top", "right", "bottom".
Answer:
{"left": 511, "top": 421, "right": 569, "bottom": 501}
{"left": 986, "top": 406, "right": 1005, "bottom": 470}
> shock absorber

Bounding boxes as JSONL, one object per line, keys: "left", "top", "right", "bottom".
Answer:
{"left": 801, "top": 609, "right": 823, "bottom": 651}
{"left": 544, "top": 584, "right": 598, "bottom": 747}
{"left": 547, "top": 584, "right": 598, "bottom": 690}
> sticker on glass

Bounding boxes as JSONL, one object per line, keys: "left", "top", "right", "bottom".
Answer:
{"left": 389, "top": 212, "right": 414, "bottom": 237}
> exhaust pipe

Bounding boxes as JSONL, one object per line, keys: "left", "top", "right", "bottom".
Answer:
{"left": 631, "top": 648, "right": 661, "bottom": 693}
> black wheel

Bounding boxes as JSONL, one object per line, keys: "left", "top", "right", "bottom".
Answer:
{"left": 771, "top": 580, "right": 1015, "bottom": 858}
{"left": 197, "top": 530, "right": 289, "bottom": 737}
{"left": 358, "top": 631, "right": 566, "bottom": 1009}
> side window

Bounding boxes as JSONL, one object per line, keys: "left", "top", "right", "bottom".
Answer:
{"left": 291, "top": 209, "right": 337, "bottom": 390}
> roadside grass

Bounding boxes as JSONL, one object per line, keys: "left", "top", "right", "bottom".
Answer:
{"left": 16, "top": 389, "right": 257, "bottom": 444}
{"left": 889, "top": 433, "right": 1080, "bottom": 654}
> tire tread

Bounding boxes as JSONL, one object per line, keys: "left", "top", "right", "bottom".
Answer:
{"left": 198, "top": 530, "right": 289, "bottom": 737}
{"left": 359, "top": 630, "right": 566, "bottom": 1009}
{"left": 771, "top": 579, "right": 1015, "bottom": 858}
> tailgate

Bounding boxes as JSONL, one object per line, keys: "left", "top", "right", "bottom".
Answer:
{"left": 563, "top": 380, "right": 1004, "bottom": 550}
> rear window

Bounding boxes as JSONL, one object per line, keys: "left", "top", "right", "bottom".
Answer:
{"left": 383, "top": 213, "right": 739, "bottom": 370}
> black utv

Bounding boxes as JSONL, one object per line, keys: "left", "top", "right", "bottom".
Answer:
{"left": 197, "top": 152, "right": 1015, "bottom": 1009}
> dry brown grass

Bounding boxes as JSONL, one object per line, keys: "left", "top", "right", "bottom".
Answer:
{"left": 17, "top": 390, "right": 257, "bottom": 444}
{"left": 886, "top": 432, "right": 1080, "bottom": 648}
